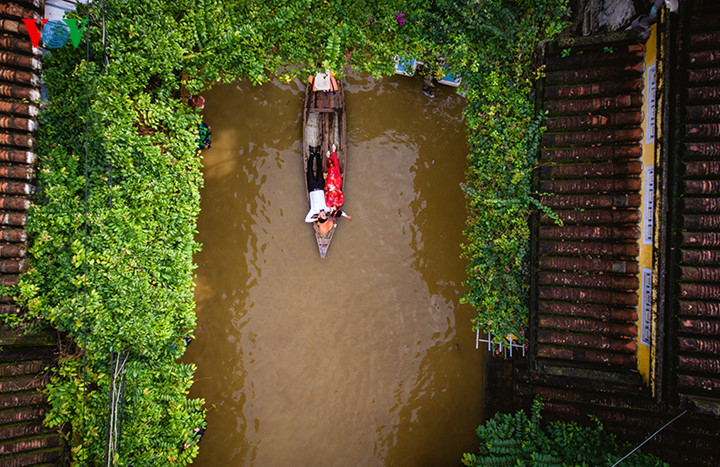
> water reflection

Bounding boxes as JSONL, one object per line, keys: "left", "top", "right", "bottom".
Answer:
{"left": 186, "top": 74, "right": 484, "bottom": 466}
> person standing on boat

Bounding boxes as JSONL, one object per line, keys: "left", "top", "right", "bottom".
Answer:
{"left": 315, "top": 206, "right": 350, "bottom": 235}
{"left": 315, "top": 210, "right": 334, "bottom": 235}
{"left": 324, "top": 144, "right": 352, "bottom": 222}
{"left": 305, "top": 146, "right": 351, "bottom": 232}
{"left": 305, "top": 146, "right": 329, "bottom": 223}
{"left": 308, "top": 69, "right": 338, "bottom": 94}
{"left": 325, "top": 144, "right": 345, "bottom": 209}
{"left": 305, "top": 148, "right": 337, "bottom": 236}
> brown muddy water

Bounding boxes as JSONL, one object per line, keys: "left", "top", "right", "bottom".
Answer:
{"left": 185, "top": 73, "right": 484, "bottom": 466}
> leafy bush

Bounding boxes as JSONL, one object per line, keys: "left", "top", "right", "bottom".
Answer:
{"left": 19, "top": 2, "right": 207, "bottom": 464}
{"left": 463, "top": 399, "right": 666, "bottom": 466}
{"left": 447, "top": 0, "right": 569, "bottom": 346}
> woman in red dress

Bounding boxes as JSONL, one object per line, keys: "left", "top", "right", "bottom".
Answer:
{"left": 324, "top": 144, "right": 345, "bottom": 209}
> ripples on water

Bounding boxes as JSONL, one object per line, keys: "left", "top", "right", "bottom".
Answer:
{"left": 186, "top": 73, "right": 484, "bottom": 466}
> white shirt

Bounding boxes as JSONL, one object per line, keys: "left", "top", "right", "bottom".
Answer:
{"left": 304, "top": 189, "right": 328, "bottom": 222}
{"left": 313, "top": 70, "right": 334, "bottom": 91}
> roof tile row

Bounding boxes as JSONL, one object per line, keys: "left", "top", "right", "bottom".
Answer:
{"left": 0, "top": 1, "right": 63, "bottom": 463}
{"left": 674, "top": 2, "right": 720, "bottom": 404}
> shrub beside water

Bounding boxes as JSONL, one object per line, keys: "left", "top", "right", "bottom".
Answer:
{"left": 449, "top": 0, "right": 568, "bottom": 346}
{"left": 463, "top": 400, "right": 666, "bottom": 466}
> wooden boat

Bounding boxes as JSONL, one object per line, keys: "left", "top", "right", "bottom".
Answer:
{"left": 302, "top": 75, "right": 347, "bottom": 258}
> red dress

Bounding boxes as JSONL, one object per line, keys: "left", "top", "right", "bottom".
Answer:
{"left": 325, "top": 150, "right": 344, "bottom": 208}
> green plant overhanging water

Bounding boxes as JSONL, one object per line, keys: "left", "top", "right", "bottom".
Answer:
{"left": 20, "top": 4, "right": 206, "bottom": 462}
{"left": 463, "top": 399, "right": 667, "bottom": 466}
{"left": 11, "top": 0, "right": 568, "bottom": 463}
{"left": 454, "top": 0, "right": 569, "bottom": 346}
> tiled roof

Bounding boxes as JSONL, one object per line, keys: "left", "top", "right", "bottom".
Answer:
{"left": 0, "top": 1, "right": 62, "bottom": 464}
{"left": 508, "top": 3, "right": 720, "bottom": 464}
{"left": 531, "top": 32, "right": 647, "bottom": 379}
{"left": 668, "top": 0, "right": 720, "bottom": 407}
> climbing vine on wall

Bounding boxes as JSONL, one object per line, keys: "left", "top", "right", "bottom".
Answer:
{"left": 449, "top": 0, "right": 569, "bottom": 346}
{"left": 13, "top": 0, "right": 568, "bottom": 463}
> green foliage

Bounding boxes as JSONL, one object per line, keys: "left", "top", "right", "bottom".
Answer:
{"left": 462, "top": 400, "right": 667, "bottom": 466}
{"left": 15, "top": 0, "right": 575, "bottom": 463}
{"left": 446, "top": 0, "right": 569, "bottom": 345}
{"left": 181, "top": 0, "right": 429, "bottom": 88}
{"left": 17, "top": 1, "right": 205, "bottom": 464}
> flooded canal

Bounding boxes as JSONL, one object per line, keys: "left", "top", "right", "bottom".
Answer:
{"left": 185, "top": 73, "right": 484, "bottom": 466}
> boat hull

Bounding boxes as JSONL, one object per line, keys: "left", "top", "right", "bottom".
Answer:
{"left": 302, "top": 80, "right": 347, "bottom": 258}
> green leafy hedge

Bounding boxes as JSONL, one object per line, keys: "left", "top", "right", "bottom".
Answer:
{"left": 11, "top": 0, "right": 568, "bottom": 463}
{"left": 463, "top": 399, "right": 666, "bottom": 466}
{"left": 19, "top": 1, "right": 206, "bottom": 462}
{"left": 449, "top": 1, "right": 568, "bottom": 345}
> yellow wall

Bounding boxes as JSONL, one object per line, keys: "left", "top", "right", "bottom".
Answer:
{"left": 636, "top": 24, "right": 657, "bottom": 384}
